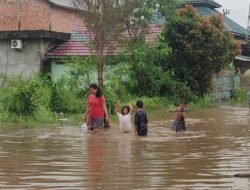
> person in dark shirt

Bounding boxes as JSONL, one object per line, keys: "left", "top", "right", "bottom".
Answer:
{"left": 134, "top": 100, "right": 148, "bottom": 136}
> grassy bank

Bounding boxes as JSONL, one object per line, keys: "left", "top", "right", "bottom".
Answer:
{"left": 0, "top": 74, "right": 247, "bottom": 126}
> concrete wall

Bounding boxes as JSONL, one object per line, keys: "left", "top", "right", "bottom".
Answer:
{"left": 0, "top": 38, "right": 51, "bottom": 78}
{"left": 210, "top": 70, "right": 241, "bottom": 101}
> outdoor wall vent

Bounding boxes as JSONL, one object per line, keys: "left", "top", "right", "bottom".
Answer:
{"left": 11, "top": 39, "right": 23, "bottom": 50}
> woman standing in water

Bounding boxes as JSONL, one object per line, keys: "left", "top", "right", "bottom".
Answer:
{"left": 84, "top": 83, "right": 109, "bottom": 132}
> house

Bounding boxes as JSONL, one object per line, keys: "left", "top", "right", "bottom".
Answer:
{"left": 0, "top": 0, "right": 246, "bottom": 80}
{"left": 0, "top": 0, "right": 83, "bottom": 78}
{"left": 47, "top": 0, "right": 247, "bottom": 59}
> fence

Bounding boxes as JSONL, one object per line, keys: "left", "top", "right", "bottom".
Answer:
{"left": 210, "top": 70, "right": 241, "bottom": 101}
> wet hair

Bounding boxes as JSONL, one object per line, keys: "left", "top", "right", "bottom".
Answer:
{"left": 121, "top": 106, "right": 130, "bottom": 115}
{"left": 179, "top": 100, "right": 186, "bottom": 105}
{"left": 136, "top": 100, "right": 143, "bottom": 109}
{"left": 89, "top": 83, "right": 102, "bottom": 98}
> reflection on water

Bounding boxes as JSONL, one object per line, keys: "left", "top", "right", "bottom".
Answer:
{"left": 0, "top": 105, "right": 250, "bottom": 189}
{"left": 87, "top": 134, "right": 107, "bottom": 187}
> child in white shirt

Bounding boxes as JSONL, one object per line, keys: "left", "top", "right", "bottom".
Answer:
{"left": 115, "top": 101, "right": 132, "bottom": 133}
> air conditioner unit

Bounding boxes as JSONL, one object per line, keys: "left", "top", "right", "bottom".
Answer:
{"left": 11, "top": 39, "right": 23, "bottom": 50}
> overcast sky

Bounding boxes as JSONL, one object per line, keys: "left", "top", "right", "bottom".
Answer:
{"left": 215, "top": 0, "right": 250, "bottom": 28}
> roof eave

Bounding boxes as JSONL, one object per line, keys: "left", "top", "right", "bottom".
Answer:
{"left": 0, "top": 30, "right": 71, "bottom": 41}
{"left": 48, "top": 0, "right": 76, "bottom": 10}
{"left": 185, "top": 0, "right": 221, "bottom": 9}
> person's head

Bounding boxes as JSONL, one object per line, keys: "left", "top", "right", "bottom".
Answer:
{"left": 136, "top": 100, "right": 143, "bottom": 109}
{"left": 179, "top": 100, "right": 186, "bottom": 111}
{"left": 89, "top": 83, "right": 102, "bottom": 98}
{"left": 121, "top": 106, "right": 130, "bottom": 115}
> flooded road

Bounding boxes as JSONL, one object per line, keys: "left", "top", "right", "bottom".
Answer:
{"left": 0, "top": 105, "right": 250, "bottom": 189}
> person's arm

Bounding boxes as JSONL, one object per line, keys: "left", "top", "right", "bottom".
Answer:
{"left": 100, "top": 96, "right": 109, "bottom": 120}
{"left": 103, "top": 103, "right": 109, "bottom": 120}
{"left": 115, "top": 100, "right": 121, "bottom": 113}
{"left": 174, "top": 107, "right": 180, "bottom": 122}
{"left": 128, "top": 103, "right": 133, "bottom": 114}
{"left": 145, "top": 112, "right": 148, "bottom": 124}
{"left": 176, "top": 111, "right": 183, "bottom": 122}
{"left": 134, "top": 112, "right": 138, "bottom": 135}
{"left": 183, "top": 110, "right": 187, "bottom": 118}
{"left": 83, "top": 104, "right": 89, "bottom": 122}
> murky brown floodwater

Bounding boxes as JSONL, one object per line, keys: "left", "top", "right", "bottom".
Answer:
{"left": 0, "top": 105, "right": 250, "bottom": 190}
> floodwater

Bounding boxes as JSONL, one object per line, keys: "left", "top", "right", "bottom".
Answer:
{"left": 0, "top": 105, "right": 250, "bottom": 190}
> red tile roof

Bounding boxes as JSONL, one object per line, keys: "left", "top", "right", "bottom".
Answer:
{"left": 46, "top": 24, "right": 163, "bottom": 58}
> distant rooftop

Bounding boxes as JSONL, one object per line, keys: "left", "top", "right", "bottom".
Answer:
{"left": 46, "top": 0, "right": 247, "bottom": 58}
{"left": 48, "top": 0, "right": 222, "bottom": 9}
{"left": 194, "top": 6, "right": 247, "bottom": 38}
{"left": 185, "top": 0, "right": 221, "bottom": 8}
{"left": 49, "top": 0, "right": 74, "bottom": 9}
{"left": 46, "top": 24, "right": 162, "bottom": 58}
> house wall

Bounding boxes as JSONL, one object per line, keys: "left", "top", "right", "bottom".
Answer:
{"left": 0, "top": 0, "right": 84, "bottom": 32}
{"left": 0, "top": 38, "right": 51, "bottom": 78}
{"left": 0, "top": 0, "right": 83, "bottom": 78}
{"left": 50, "top": 5, "right": 83, "bottom": 33}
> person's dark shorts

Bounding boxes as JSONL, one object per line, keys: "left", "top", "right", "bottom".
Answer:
{"left": 89, "top": 118, "right": 104, "bottom": 130}
{"left": 171, "top": 121, "right": 186, "bottom": 132}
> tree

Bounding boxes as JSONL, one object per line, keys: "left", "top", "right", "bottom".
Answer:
{"left": 73, "top": 0, "right": 178, "bottom": 87}
{"left": 73, "top": 0, "right": 124, "bottom": 87}
{"left": 161, "top": 5, "right": 240, "bottom": 96}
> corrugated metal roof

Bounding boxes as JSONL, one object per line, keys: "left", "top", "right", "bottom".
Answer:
{"left": 185, "top": 0, "right": 221, "bottom": 8}
{"left": 223, "top": 16, "right": 247, "bottom": 37}
{"left": 46, "top": 24, "right": 163, "bottom": 58}
{"left": 49, "top": 0, "right": 74, "bottom": 9}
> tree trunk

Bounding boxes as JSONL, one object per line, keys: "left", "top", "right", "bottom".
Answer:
{"left": 98, "top": 56, "right": 104, "bottom": 88}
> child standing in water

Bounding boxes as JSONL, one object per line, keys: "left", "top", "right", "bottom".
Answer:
{"left": 115, "top": 101, "right": 132, "bottom": 133}
{"left": 170, "top": 101, "right": 187, "bottom": 132}
{"left": 134, "top": 100, "right": 148, "bottom": 136}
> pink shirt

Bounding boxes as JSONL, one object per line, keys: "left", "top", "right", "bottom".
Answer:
{"left": 88, "top": 95, "right": 105, "bottom": 119}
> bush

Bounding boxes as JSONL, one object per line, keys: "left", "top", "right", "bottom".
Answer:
{"left": 231, "top": 89, "right": 247, "bottom": 102}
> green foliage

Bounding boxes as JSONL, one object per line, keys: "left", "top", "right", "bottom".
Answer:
{"left": 231, "top": 89, "right": 247, "bottom": 102}
{"left": 104, "top": 62, "right": 131, "bottom": 100}
{"left": 118, "top": 42, "right": 198, "bottom": 104}
{"left": 188, "top": 94, "right": 213, "bottom": 110}
{"left": 49, "top": 83, "right": 66, "bottom": 113}
{"left": 102, "top": 87, "right": 119, "bottom": 114}
{"left": 73, "top": 0, "right": 181, "bottom": 87}
{"left": 63, "top": 56, "right": 96, "bottom": 97}
{"left": 0, "top": 73, "right": 85, "bottom": 123}
{"left": 2, "top": 75, "right": 51, "bottom": 117}
{"left": 161, "top": 5, "right": 239, "bottom": 96}
{"left": 0, "top": 74, "right": 57, "bottom": 123}
{"left": 32, "top": 105, "right": 57, "bottom": 124}
{"left": 133, "top": 96, "right": 172, "bottom": 109}
{"left": 156, "top": 0, "right": 182, "bottom": 18}
{"left": 49, "top": 78, "right": 86, "bottom": 114}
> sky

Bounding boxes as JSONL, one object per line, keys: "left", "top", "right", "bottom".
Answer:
{"left": 215, "top": 0, "right": 250, "bottom": 28}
